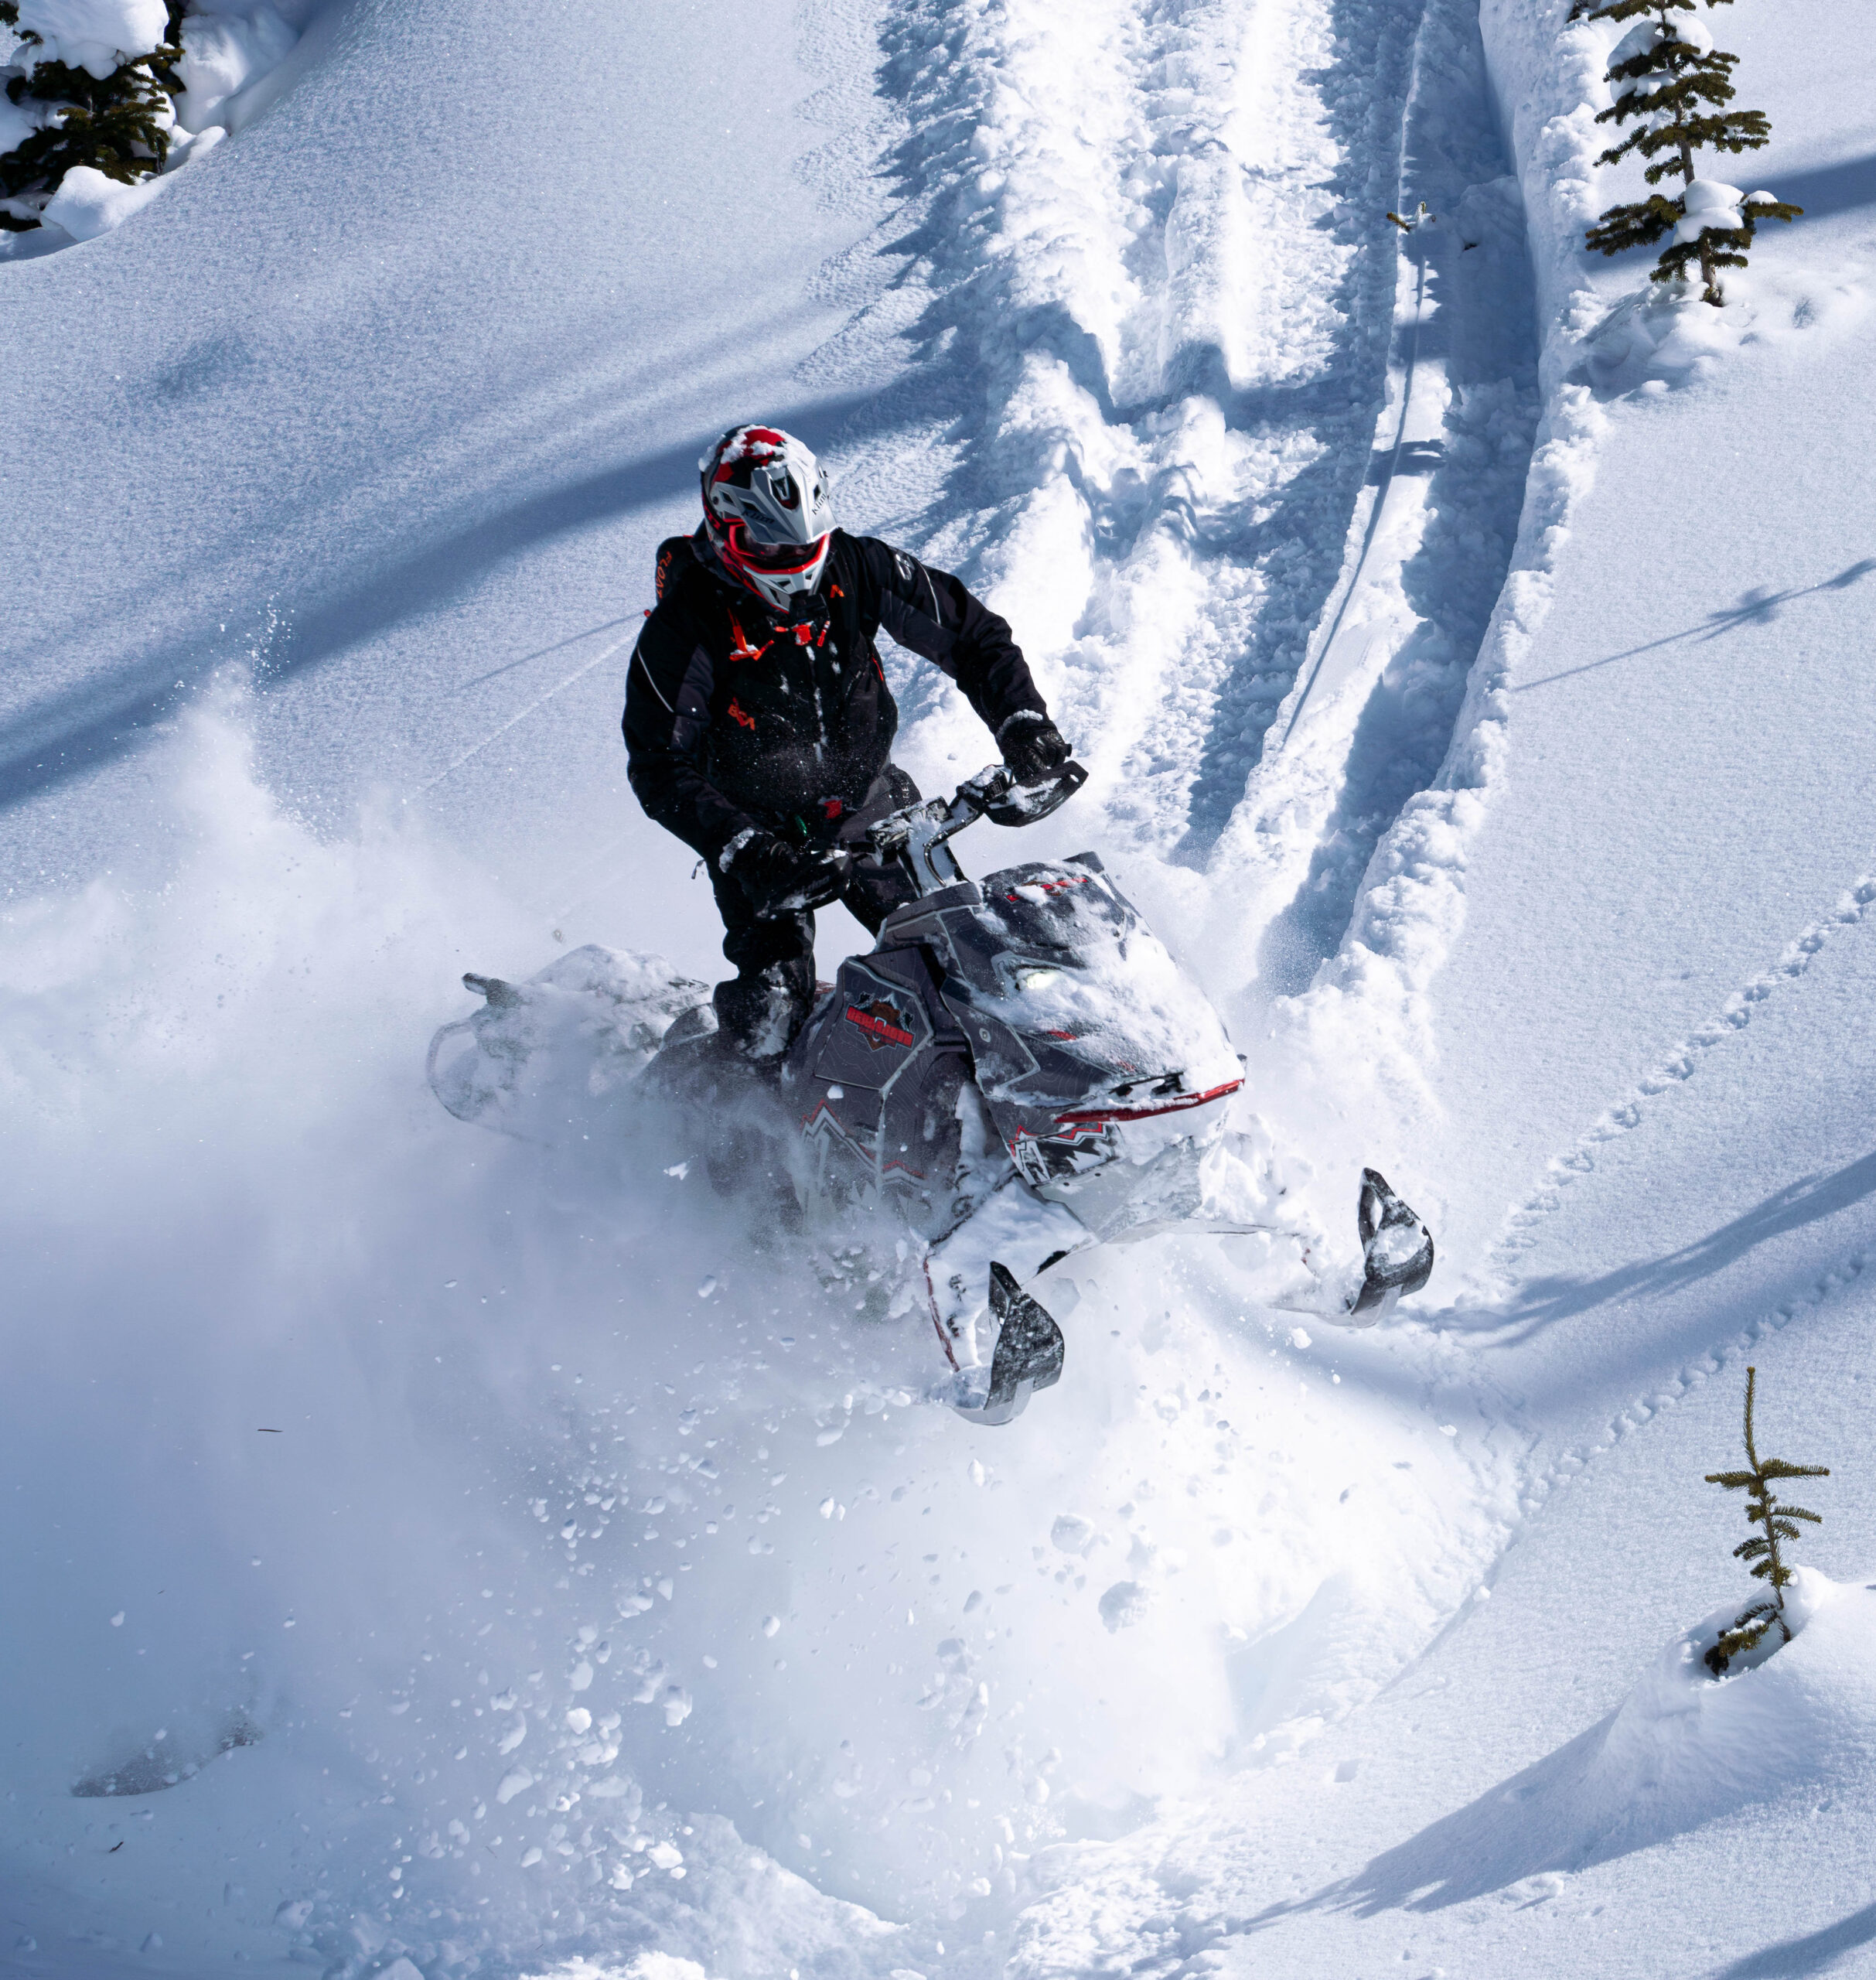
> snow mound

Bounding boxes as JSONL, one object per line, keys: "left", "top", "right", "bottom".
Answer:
{"left": 39, "top": 160, "right": 169, "bottom": 240}
{"left": 2, "top": 0, "right": 298, "bottom": 248}
{"left": 1341, "top": 1572, "right": 1876, "bottom": 1910}
{"left": 175, "top": 4, "right": 297, "bottom": 135}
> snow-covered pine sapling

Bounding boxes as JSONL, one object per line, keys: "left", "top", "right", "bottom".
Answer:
{"left": 0, "top": 1, "right": 187, "bottom": 231}
{"left": 1571, "top": 0, "right": 1800, "bottom": 306}
{"left": 1703, "top": 1365, "right": 1829, "bottom": 1676}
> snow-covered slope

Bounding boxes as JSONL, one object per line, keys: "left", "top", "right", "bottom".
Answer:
{"left": 5, "top": 0, "right": 1875, "bottom": 1975}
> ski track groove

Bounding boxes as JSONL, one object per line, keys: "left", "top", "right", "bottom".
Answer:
{"left": 800, "top": 0, "right": 1432, "bottom": 878}
{"left": 1227, "top": 0, "right": 1543, "bottom": 994}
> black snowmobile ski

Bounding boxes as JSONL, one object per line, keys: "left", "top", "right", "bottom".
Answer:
{"left": 947, "top": 1261, "right": 1066, "bottom": 1426}
{"left": 1349, "top": 1167, "right": 1434, "bottom": 1319}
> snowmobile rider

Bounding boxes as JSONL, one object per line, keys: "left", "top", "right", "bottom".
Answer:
{"left": 623, "top": 423, "right": 1072, "bottom": 1063}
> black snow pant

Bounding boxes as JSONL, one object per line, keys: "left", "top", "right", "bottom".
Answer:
{"left": 709, "top": 765, "right": 922, "bottom": 1060}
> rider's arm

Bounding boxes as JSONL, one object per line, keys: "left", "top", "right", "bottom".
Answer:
{"left": 622, "top": 613, "right": 759, "bottom": 864}
{"left": 854, "top": 537, "right": 1049, "bottom": 737}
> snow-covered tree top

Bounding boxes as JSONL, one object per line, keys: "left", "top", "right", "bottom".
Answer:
{"left": 12, "top": 0, "right": 169, "bottom": 80}
{"left": 1608, "top": 12, "right": 1714, "bottom": 73}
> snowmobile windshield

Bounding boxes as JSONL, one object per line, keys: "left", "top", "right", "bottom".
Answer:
{"left": 943, "top": 862, "right": 1241, "bottom": 1102}
{"left": 967, "top": 867, "right": 1131, "bottom": 967}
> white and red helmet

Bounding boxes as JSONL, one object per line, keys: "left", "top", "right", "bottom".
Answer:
{"left": 699, "top": 424, "right": 836, "bottom": 614}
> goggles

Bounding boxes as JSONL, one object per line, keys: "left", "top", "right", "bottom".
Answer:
{"left": 724, "top": 521, "right": 831, "bottom": 573}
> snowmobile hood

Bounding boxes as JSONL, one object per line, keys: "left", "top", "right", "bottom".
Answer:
{"left": 928, "top": 856, "right": 1242, "bottom": 1116}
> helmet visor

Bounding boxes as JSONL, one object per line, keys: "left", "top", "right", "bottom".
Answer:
{"left": 726, "top": 523, "right": 830, "bottom": 572}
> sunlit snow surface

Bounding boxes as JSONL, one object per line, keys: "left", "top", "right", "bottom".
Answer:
{"left": 0, "top": 707, "right": 1491, "bottom": 1970}
{"left": 5, "top": 0, "right": 1876, "bottom": 1975}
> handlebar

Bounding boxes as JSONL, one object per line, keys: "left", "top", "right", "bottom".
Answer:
{"left": 868, "top": 760, "right": 1087, "bottom": 898}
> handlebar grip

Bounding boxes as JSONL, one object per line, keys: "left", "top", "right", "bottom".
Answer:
{"left": 984, "top": 759, "right": 1086, "bottom": 826}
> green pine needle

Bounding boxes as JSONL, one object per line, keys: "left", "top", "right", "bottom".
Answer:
{"left": 1704, "top": 1367, "right": 1829, "bottom": 1674}
{"left": 0, "top": 2, "right": 189, "bottom": 217}
{"left": 1574, "top": 0, "right": 1798, "bottom": 303}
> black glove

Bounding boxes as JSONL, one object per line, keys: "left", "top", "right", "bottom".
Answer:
{"left": 998, "top": 710, "right": 1072, "bottom": 785}
{"left": 726, "top": 831, "right": 852, "bottom": 918}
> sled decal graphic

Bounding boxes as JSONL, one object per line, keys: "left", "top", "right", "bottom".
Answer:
{"left": 844, "top": 999, "right": 915, "bottom": 1050}
{"left": 1001, "top": 874, "right": 1094, "bottom": 903}
{"left": 1053, "top": 1077, "right": 1242, "bottom": 1128}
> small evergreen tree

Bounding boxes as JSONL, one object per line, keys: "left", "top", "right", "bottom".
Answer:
{"left": 1572, "top": 0, "right": 1799, "bottom": 305}
{"left": 1703, "top": 1365, "right": 1829, "bottom": 1676}
{"left": 0, "top": 1, "right": 187, "bottom": 231}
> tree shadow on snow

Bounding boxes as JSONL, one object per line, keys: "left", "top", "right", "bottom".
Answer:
{"left": 1444, "top": 1148, "right": 1876, "bottom": 1346}
{"left": 0, "top": 388, "right": 894, "bottom": 817}
{"left": 1257, "top": 1711, "right": 1620, "bottom": 1918}
{"left": 1249, "top": 1697, "right": 1857, "bottom": 1934}
{"left": 1708, "top": 1900, "right": 1876, "bottom": 1979}
{"left": 1762, "top": 152, "right": 1876, "bottom": 227}
{"left": 1515, "top": 558, "right": 1876, "bottom": 693}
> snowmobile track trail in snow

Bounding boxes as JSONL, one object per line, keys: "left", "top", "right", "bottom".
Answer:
{"left": 816, "top": 0, "right": 1542, "bottom": 932}
{"left": 800, "top": 0, "right": 1553, "bottom": 1118}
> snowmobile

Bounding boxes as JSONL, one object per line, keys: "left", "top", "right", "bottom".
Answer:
{"left": 427, "top": 762, "right": 1434, "bottom": 1423}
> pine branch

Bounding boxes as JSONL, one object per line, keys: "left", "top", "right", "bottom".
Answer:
{"left": 0, "top": 22, "right": 186, "bottom": 204}
{"left": 1703, "top": 1366, "right": 1828, "bottom": 1669}
{"left": 1587, "top": 193, "right": 1681, "bottom": 256}
{"left": 1575, "top": 0, "right": 1796, "bottom": 302}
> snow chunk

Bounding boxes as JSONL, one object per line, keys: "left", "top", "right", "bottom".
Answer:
{"left": 1098, "top": 1581, "right": 1151, "bottom": 1632}
{"left": 1608, "top": 12, "right": 1712, "bottom": 73}
{"left": 1683, "top": 179, "right": 1745, "bottom": 213}
{"left": 1050, "top": 1514, "right": 1096, "bottom": 1555}
{"left": 174, "top": 7, "right": 295, "bottom": 134}
{"left": 40, "top": 164, "right": 166, "bottom": 241}
{"left": 14, "top": 0, "right": 168, "bottom": 78}
{"left": 624, "top": 1958, "right": 708, "bottom": 1980}
{"left": 494, "top": 1766, "right": 533, "bottom": 1804}
{"left": 585, "top": 1774, "right": 640, "bottom": 1805}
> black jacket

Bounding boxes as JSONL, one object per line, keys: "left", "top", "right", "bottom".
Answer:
{"left": 623, "top": 528, "right": 1047, "bottom": 862}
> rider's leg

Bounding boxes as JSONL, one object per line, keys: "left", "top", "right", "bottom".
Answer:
{"left": 709, "top": 873, "right": 816, "bottom": 1063}
{"left": 837, "top": 763, "right": 922, "bottom": 934}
